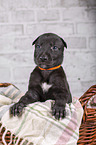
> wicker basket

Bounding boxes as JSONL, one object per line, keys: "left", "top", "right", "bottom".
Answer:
{"left": 0, "top": 83, "right": 96, "bottom": 144}
{"left": 0, "top": 83, "right": 23, "bottom": 144}
{"left": 77, "top": 85, "right": 96, "bottom": 145}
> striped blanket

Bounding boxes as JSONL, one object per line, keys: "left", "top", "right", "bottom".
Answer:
{"left": 0, "top": 85, "right": 83, "bottom": 145}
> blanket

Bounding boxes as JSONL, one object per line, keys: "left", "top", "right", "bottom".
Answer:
{"left": 0, "top": 85, "right": 83, "bottom": 145}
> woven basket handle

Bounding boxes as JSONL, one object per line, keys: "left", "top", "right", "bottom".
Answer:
{"left": 79, "top": 85, "right": 96, "bottom": 123}
{"left": 0, "top": 83, "right": 12, "bottom": 87}
{"left": 79, "top": 85, "right": 96, "bottom": 107}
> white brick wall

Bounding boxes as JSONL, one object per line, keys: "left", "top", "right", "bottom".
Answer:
{"left": 0, "top": 0, "right": 96, "bottom": 98}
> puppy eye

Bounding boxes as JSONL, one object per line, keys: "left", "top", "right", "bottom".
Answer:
{"left": 36, "top": 45, "right": 40, "bottom": 48}
{"left": 51, "top": 46, "right": 58, "bottom": 51}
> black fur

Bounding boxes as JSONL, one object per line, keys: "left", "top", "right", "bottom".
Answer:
{"left": 10, "top": 33, "right": 72, "bottom": 120}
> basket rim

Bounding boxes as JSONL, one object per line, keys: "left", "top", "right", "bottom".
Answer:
{"left": 79, "top": 85, "right": 96, "bottom": 107}
{"left": 0, "top": 83, "right": 12, "bottom": 87}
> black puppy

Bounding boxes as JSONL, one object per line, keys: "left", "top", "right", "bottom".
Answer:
{"left": 10, "top": 33, "right": 72, "bottom": 120}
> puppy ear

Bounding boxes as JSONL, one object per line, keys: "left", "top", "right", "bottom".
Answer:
{"left": 32, "top": 36, "right": 39, "bottom": 45}
{"left": 60, "top": 38, "right": 67, "bottom": 49}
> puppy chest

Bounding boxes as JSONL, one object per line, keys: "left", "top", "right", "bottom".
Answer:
{"left": 41, "top": 82, "right": 52, "bottom": 93}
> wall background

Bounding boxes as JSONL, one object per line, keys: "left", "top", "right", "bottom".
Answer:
{"left": 0, "top": 0, "right": 96, "bottom": 98}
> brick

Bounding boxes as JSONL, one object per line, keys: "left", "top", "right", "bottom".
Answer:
{"left": 0, "top": 67, "right": 11, "bottom": 82}
{"left": 46, "top": 23, "right": 74, "bottom": 35}
{"left": 14, "top": 37, "right": 34, "bottom": 50}
{"left": 11, "top": 10, "right": 35, "bottom": 22}
{"left": 26, "top": 24, "right": 46, "bottom": 36}
{"left": 11, "top": 53, "right": 35, "bottom": 66}
{"left": 62, "top": 8, "right": 87, "bottom": 21}
{"left": 90, "top": 65, "right": 96, "bottom": 80}
{"left": 37, "top": 10, "right": 60, "bottom": 21}
{"left": 70, "top": 80, "right": 96, "bottom": 98}
{"left": 0, "top": 53, "right": 35, "bottom": 67}
{"left": 77, "top": 23, "right": 96, "bottom": 35}
{"left": 0, "top": 37, "right": 14, "bottom": 52}
{"left": 88, "top": 9, "right": 96, "bottom": 22}
{"left": 0, "top": 37, "right": 34, "bottom": 52}
{"left": 69, "top": 81, "right": 83, "bottom": 98}
{"left": 51, "top": 0, "right": 79, "bottom": 7}
{"left": 0, "top": 25, "right": 23, "bottom": 36}
{"left": 0, "top": 0, "right": 50, "bottom": 10}
{"left": 65, "top": 37, "right": 86, "bottom": 49}
{"left": 0, "top": 11, "right": 9, "bottom": 22}
{"left": 89, "top": 37, "right": 96, "bottom": 49}
{"left": 81, "top": 80, "right": 96, "bottom": 94}
{"left": 13, "top": 67, "right": 33, "bottom": 81}
{"left": 26, "top": 23, "right": 74, "bottom": 35}
{"left": 79, "top": 0, "right": 96, "bottom": 7}
{"left": 0, "top": 54, "right": 10, "bottom": 65}
{"left": 62, "top": 51, "right": 96, "bottom": 81}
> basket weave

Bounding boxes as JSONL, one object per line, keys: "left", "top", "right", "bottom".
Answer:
{"left": 77, "top": 85, "right": 96, "bottom": 145}
{"left": 0, "top": 83, "right": 96, "bottom": 144}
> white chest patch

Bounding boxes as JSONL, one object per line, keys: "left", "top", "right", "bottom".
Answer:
{"left": 41, "top": 82, "right": 52, "bottom": 93}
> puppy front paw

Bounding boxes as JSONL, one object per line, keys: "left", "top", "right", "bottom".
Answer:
{"left": 51, "top": 103, "right": 66, "bottom": 120}
{"left": 10, "top": 102, "right": 25, "bottom": 116}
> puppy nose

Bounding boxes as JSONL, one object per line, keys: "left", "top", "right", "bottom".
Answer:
{"left": 40, "top": 56, "right": 48, "bottom": 61}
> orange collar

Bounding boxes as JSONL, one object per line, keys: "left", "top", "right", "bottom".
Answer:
{"left": 38, "top": 65, "right": 61, "bottom": 71}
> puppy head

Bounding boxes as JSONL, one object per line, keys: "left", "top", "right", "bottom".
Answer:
{"left": 32, "top": 33, "right": 67, "bottom": 69}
